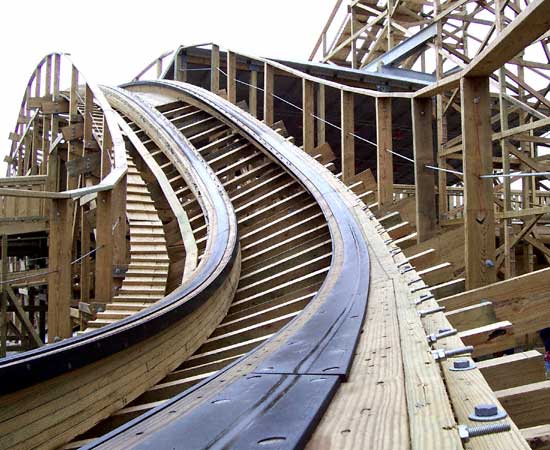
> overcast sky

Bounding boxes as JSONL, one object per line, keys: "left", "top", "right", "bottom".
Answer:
{"left": 0, "top": 0, "right": 335, "bottom": 167}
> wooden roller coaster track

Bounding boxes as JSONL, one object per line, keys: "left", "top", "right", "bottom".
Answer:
{"left": 1, "top": 0, "right": 550, "bottom": 449}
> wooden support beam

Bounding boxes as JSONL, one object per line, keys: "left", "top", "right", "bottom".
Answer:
{"left": 416, "top": 0, "right": 550, "bottom": 97}
{"left": 376, "top": 97, "right": 393, "bottom": 207}
{"left": 477, "top": 350, "right": 544, "bottom": 391}
{"left": 439, "top": 268, "right": 550, "bottom": 344}
{"left": 496, "top": 381, "right": 550, "bottom": 429}
{"left": 156, "top": 58, "right": 163, "bottom": 78}
{"left": 459, "top": 320, "right": 515, "bottom": 357}
{"left": 467, "top": 0, "right": 550, "bottom": 77}
{"left": 175, "top": 49, "right": 186, "bottom": 82}
{"left": 101, "top": 125, "right": 112, "bottom": 179}
{"left": 83, "top": 84, "right": 94, "bottom": 150}
{"left": 445, "top": 300, "right": 495, "bottom": 331}
{"left": 264, "top": 63, "right": 274, "bottom": 127}
{"left": 0, "top": 236, "right": 7, "bottom": 357}
{"left": 461, "top": 76, "right": 496, "bottom": 289}
{"left": 415, "top": 263, "right": 530, "bottom": 448}
{"left": 227, "top": 51, "right": 237, "bottom": 105}
{"left": 522, "top": 425, "right": 550, "bottom": 450}
{"left": 412, "top": 97, "right": 437, "bottom": 242}
{"left": 6, "top": 286, "right": 42, "bottom": 348}
{"left": 94, "top": 191, "right": 113, "bottom": 303}
{"left": 317, "top": 83, "right": 326, "bottom": 146}
{"left": 69, "top": 66, "right": 79, "bottom": 123}
{"left": 341, "top": 90, "right": 355, "bottom": 182}
{"left": 249, "top": 69, "right": 258, "bottom": 118}
{"left": 80, "top": 209, "right": 91, "bottom": 302}
{"left": 210, "top": 45, "right": 220, "bottom": 93}
{"left": 112, "top": 176, "right": 127, "bottom": 269}
{"left": 302, "top": 79, "right": 315, "bottom": 155}
{"left": 48, "top": 198, "right": 73, "bottom": 340}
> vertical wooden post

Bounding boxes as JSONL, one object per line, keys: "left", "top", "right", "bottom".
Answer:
{"left": 95, "top": 191, "right": 114, "bottom": 304}
{"left": 227, "top": 51, "right": 237, "bottom": 104}
{"left": 69, "top": 66, "right": 79, "bottom": 123}
{"left": 67, "top": 69, "right": 81, "bottom": 199}
{"left": 461, "top": 76, "right": 496, "bottom": 289}
{"left": 264, "top": 63, "right": 274, "bottom": 127}
{"left": 317, "top": 84, "right": 326, "bottom": 146}
{"left": 112, "top": 178, "right": 127, "bottom": 269}
{"left": 341, "top": 90, "right": 355, "bottom": 182}
{"left": 175, "top": 49, "right": 187, "bottom": 82}
{"left": 351, "top": 9, "right": 358, "bottom": 69}
{"left": 249, "top": 69, "right": 258, "bottom": 117}
{"left": 156, "top": 59, "right": 163, "bottom": 78}
{"left": 496, "top": 0, "right": 513, "bottom": 277}
{"left": 80, "top": 211, "right": 91, "bottom": 302}
{"left": 434, "top": 1, "right": 448, "bottom": 220}
{"left": 101, "top": 121, "right": 113, "bottom": 179}
{"left": 211, "top": 45, "right": 220, "bottom": 93}
{"left": 302, "top": 79, "right": 315, "bottom": 154}
{"left": 376, "top": 97, "right": 393, "bottom": 207}
{"left": 48, "top": 199, "right": 73, "bottom": 340}
{"left": 412, "top": 97, "right": 437, "bottom": 242}
{"left": 387, "top": 0, "right": 394, "bottom": 50}
{"left": 51, "top": 54, "right": 61, "bottom": 139}
{"left": 518, "top": 60, "right": 534, "bottom": 273}
{"left": 31, "top": 125, "right": 39, "bottom": 175}
{"left": 83, "top": 84, "right": 94, "bottom": 149}
{"left": 0, "top": 236, "right": 7, "bottom": 357}
{"left": 41, "top": 56, "right": 52, "bottom": 176}
{"left": 34, "top": 65, "right": 42, "bottom": 98}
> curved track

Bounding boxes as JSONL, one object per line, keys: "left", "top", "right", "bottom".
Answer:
{"left": 0, "top": 75, "right": 240, "bottom": 449}
{"left": 68, "top": 81, "right": 371, "bottom": 449}
{"left": 0, "top": 73, "right": 372, "bottom": 450}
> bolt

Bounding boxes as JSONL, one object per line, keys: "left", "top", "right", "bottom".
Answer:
{"left": 453, "top": 359, "right": 471, "bottom": 369}
{"left": 432, "top": 345, "right": 474, "bottom": 361}
{"left": 418, "top": 306, "right": 445, "bottom": 318}
{"left": 485, "top": 259, "right": 495, "bottom": 268}
{"left": 415, "top": 293, "right": 435, "bottom": 306}
{"left": 475, "top": 404, "right": 497, "bottom": 417}
{"left": 445, "top": 345, "right": 474, "bottom": 358}
{"left": 400, "top": 265, "right": 414, "bottom": 274}
{"left": 469, "top": 403, "right": 508, "bottom": 421}
{"left": 449, "top": 358, "right": 476, "bottom": 371}
{"left": 458, "top": 422, "right": 511, "bottom": 442}
{"left": 411, "top": 285, "right": 429, "bottom": 293}
{"left": 427, "top": 327, "right": 457, "bottom": 343}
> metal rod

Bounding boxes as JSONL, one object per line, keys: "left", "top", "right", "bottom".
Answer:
{"left": 481, "top": 171, "right": 550, "bottom": 179}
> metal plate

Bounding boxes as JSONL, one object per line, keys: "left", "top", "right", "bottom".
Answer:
{"left": 126, "top": 374, "right": 339, "bottom": 450}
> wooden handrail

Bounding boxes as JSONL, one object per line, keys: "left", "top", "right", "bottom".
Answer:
{"left": 132, "top": 49, "right": 175, "bottom": 81}
{"left": 171, "top": 43, "right": 414, "bottom": 99}
{"left": 0, "top": 168, "right": 126, "bottom": 199}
